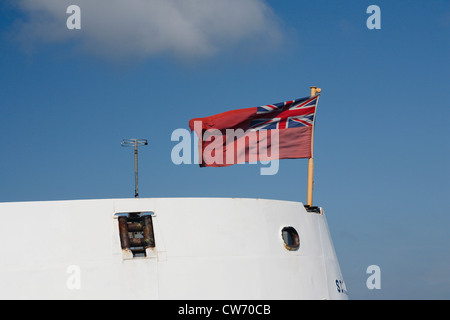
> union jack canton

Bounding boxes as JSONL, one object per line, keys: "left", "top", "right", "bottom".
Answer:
{"left": 249, "top": 96, "right": 318, "bottom": 130}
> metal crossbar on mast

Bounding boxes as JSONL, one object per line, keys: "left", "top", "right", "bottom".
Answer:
{"left": 121, "top": 139, "right": 148, "bottom": 198}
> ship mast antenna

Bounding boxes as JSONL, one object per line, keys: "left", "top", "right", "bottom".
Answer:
{"left": 121, "top": 139, "right": 148, "bottom": 198}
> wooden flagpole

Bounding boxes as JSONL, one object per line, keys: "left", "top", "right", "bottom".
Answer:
{"left": 307, "top": 86, "right": 321, "bottom": 207}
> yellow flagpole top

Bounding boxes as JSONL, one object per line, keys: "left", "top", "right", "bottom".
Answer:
{"left": 310, "top": 86, "right": 322, "bottom": 96}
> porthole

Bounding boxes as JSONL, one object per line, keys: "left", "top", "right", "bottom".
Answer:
{"left": 282, "top": 227, "right": 300, "bottom": 251}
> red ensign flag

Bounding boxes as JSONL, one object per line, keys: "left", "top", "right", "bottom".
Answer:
{"left": 189, "top": 95, "right": 319, "bottom": 167}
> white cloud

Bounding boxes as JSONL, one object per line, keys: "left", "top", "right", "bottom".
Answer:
{"left": 12, "top": 0, "right": 284, "bottom": 61}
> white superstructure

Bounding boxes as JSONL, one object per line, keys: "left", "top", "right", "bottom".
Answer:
{"left": 0, "top": 197, "right": 347, "bottom": 299}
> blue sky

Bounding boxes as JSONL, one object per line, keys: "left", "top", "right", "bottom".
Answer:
{"left": 1, "top": 0, "right": 449, "bottom": 299}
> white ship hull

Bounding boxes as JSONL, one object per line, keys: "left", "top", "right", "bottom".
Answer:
{"left": 0, "top": 198, "right": 347, "bottom": 299}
